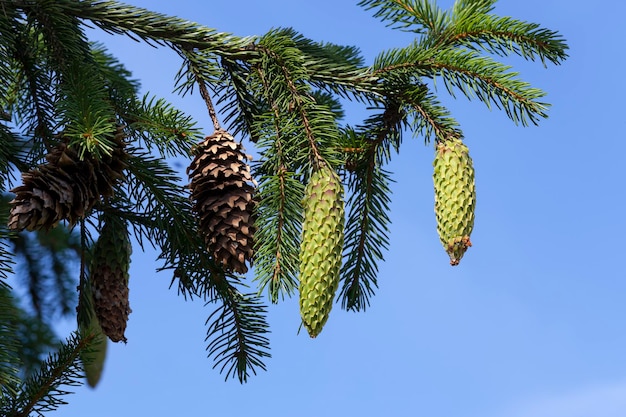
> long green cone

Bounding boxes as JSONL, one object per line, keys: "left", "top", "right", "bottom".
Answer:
{"left": 79, "top": 314, "right": 108, "bottom": 388}
{"left": 78, "top": 281, "right": 108, "bottom": 388}
{"left": 299, "top": 165, "right": 345, "bottom": 338}
{"left": 433, "top": 138, "right": 476, "bottom": 265}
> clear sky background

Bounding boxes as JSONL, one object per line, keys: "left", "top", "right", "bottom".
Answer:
{"left": 44, "top": 1, "right": 626, "bottom": 416}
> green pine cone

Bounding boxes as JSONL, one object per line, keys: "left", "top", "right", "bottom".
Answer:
{"left": 91, "top": 215, "right": 132, "bottom": 342}
{"left": 78, "top": 281, "right": 108, "bottom": 388}
{"left": 433, "top": 137, "right": 476, "bottom": 266}
{"left": 299, "top": 165, "right": 345, "bottom": 338}
{"left": 79, "top": 310, "right": 108, "bottom": 388}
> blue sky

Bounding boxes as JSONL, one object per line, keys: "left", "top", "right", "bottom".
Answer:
{"left": 45, "top": 1, "right": 626, "bottom": 416}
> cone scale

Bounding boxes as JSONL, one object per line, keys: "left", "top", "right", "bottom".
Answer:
{"left": 433, "top": 137, "right": 476, "bottom": 266}
{"left": 299, "top": 164, "right": 345, "bottom": 338}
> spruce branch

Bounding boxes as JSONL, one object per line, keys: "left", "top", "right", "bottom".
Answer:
{"left": 360, "top": 0, "right": 568, "bottom": 67}
{"left": 10, "top": 29, "right": 56, "bottom": 147}
{"left": 121, "top": 150, "right": 197, "bottom": 268}
{"left": 145, "top": 218, "right": 271, "bottom": 384}
{"left": 123, "top": 94, "right": 202, "bottom": 158}
{"left": 452, "top": 0, "right": 497, "bottom": 16}
{"left": 446, "top": 14, "right": 569, "bottom": 65}
{"left": 57, "top": 62, "right": 118, "bottom": 159}
{"left": 0, "top": 127, "right": 22, "bottom": 185}
{"left": 48, "top": 0, "right": 257, "bottom": 58}
{"left": 0, "top": 286, "right": 21, "bottom": 399}
{"left": 90, "top": 42, "right": 141, "bottom": 113}
{"left": 254, "top": 167, "right": 304, "bottom": 303}
{"left": 2, "top": 304, "right": 59, "bottom": 381}
{"left": 17, "top": 0, "right": 93, "bottom": 74}
{"left": 339, "top": 105, "right": 401, "bottom": 311}
{"left": 358, "top": 0, "right": 449, "bottom": 35}
{"left": 251, "top": 95, "right": 303, "bottom": 302}
{"left": 205, "top": 276, "right": 271, "bottom": 383}
{"left": 258, "top": 30, "right": 325, "bottom": 169}
{"left": 0, "top": 198, "right": 13, "bottom": 285}
{"left": 311, "top": 91, "right": 346, "bottom": 121}
{"left": 254, "top": 50, "right": 292, "bottom": 146}
{"left": 0, "top": 0, "right": 570, "bottom": 389}
{"left": 174, "top": 48, "right": 222, "bottom": 98}
{"left": 6, "top": 333, "right": 87, "bottom": 417}
{"left": 341, "top": 161, "right": 393, "bottom": 311}
{"left": 279, "top": 28, "right": 380, "bottom": 102}
{"left": 374, "top": 42, "right": 549, "bottom": 126}
{"left": 216, "top": 58, "right": 263, "bottom": 140}
{"left": 0, "top": 3, "right": 18, "bottom": 109}
{"left": 251, "top": 65, "right": 305, "bottom": 302}
{"left": 256, "top": 29, "right": 344, "bottom": 173}
{"left": 398, "top": 82, "right": 461, "bottom": 143}
{"left": 176, "top": 47, "right": 223, "bottom": 130}
{"left": 9, "top": 226, "right": 81, "bottom": 322}
{"left": 430, "top": 48, "right": 549, "bottom": 125}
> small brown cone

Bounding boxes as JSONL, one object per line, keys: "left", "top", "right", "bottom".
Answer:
{"left": 91, "top": 215, "right": 132, "bottom": 343}
{"left": 188, "top": 130, "right": 256, "bottom": 274}
{"left": 8, "top": 127, "right": 127, "bottom": 231}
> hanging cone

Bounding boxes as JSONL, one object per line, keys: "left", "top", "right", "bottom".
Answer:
{"left": 188, "top": 130, "right": 256, "bottom": 274}
{"left": 78, "top": 280, "right": 108, "bottom": 388}
{"left": 433, "top": 137, "right": 476, "bottom": 265}
{"left": 79, "top": 318, "right": 108, "bottom": 388}
{"left": 299, "top": 164, "right": 345, "bottom": 338}
{"left": 8, "top": 126, "right": 127, "bottom": 231}
{"left": 91, "top": 215, "right": 132, "bottom": 343}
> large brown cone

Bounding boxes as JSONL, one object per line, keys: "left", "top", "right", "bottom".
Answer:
{"left": 188, "top": 130, "right": 256, "bottom": 274}
{"left": 91, "top": 215, "right": 132, "bottom": 343}
{"left": 8, "top": 127, "right": 127, "bottom": 231}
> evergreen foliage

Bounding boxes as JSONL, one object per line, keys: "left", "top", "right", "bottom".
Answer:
{"left": 0, "top": 0, "right": 567, "bottom": 411}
